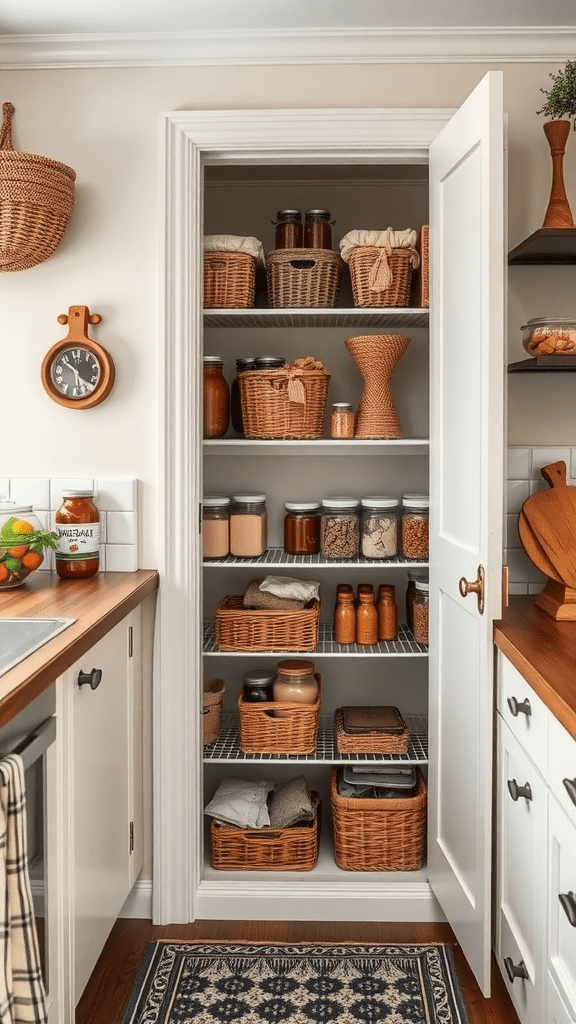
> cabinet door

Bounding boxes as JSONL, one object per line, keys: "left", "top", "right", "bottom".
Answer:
{"left": 548, "top": 796, "right": 576, "bottom": 1017}
{"left": 427, "top": 70, "right": 505, "bottom": 995}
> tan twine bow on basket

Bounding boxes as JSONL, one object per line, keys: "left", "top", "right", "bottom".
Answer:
{"left": 267, "top": 358, "right": 325, "bottom": 406}
{"left": 368, "top": 241, "right": 420, "bottom": 292}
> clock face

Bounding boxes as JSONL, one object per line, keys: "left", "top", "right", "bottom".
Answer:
{"left": 50, "top": 346, "right": 101, "bottom": 400}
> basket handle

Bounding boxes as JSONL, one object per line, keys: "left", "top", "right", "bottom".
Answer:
{"left": 289, "top": 259, "right": 317, "bottom": 270}
{"left": 244, "top": 831, "right": 283, "bottom": 841}
{"left": 0, "top": 102, "right": 15, "bottom": 152}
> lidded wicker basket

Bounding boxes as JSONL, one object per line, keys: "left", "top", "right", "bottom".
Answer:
{"left": 0, "top": 102, "right": 76, "bottom": 272}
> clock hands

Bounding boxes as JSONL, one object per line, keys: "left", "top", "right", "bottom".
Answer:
{"left": 61, "top": 353, "right": 94, "bottom": 388}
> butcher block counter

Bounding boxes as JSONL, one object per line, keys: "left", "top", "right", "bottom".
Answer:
{"left": 0, "top": 569, "right": 158, "bottom": 727}
{"left": 494, "top": 594, "right": 576, "bottom": 742}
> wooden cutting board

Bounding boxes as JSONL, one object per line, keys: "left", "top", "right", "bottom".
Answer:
{"left": 517, "top": 507, "right": 563, "bottom": 583}
{"left": 521, "top": 461, "right": 576, "bottom": 590}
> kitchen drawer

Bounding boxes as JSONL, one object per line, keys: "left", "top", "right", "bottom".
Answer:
{"left": 497, "top": 652, "right": 548, "bottom": 777}
{"left": 547, "top": 972, "right": 575, "bottom": 1024}
{"left": 548, "top": 797, "right": 576, "bottom": 1018}
{"left": 548, "top": 713, "right": 576, "bottom": 831}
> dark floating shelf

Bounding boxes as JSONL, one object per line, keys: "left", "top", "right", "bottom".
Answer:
{"left": 508, "top": 228, "right": 576, "bottom": 265}
{"left": 508, "top": 357, "right": 576, "bottom": 373}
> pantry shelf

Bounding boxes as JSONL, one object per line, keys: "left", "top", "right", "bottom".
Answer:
{"left": 203, "top": 622, "right": 428, "bottom": 656}
{"left": 203, "top": 308, "right": 429, "bottom": 329}
{"left": 204, "top": 548, "right": 429, "bottom": 568}
{"left": 203, "top": 438, "right": 429, "bottom": 456}
{"left": 203, "top": 713, "right": 428, "bottom": 765}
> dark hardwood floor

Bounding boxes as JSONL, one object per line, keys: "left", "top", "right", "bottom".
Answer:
{"left": 76, "top": 918, "right": 521, "bottom": 1024}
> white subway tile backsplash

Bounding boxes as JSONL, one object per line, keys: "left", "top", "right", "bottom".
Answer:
{"left": 530, "top": 447, "right": 571, "bottom": 479}
{"left": 105, "top": 544, "right": 138, "bottom": 572}
{"left": 506, "top": 546, "right": 533, "bottom": 585}
{"left": 50, "top": 478, "right": 95, "bottom": 509}
{"left": 506, "top": 479, "right": 530, "bottom": 515}
{"left": 9, "top": 478, "right": 51, "bottom": 509}
{"left": 106, "top": 511, "right": 136, "bottom": 545}
{"left": 96, "top": 479, "right": 137, "bottom": 512}
{"left": 507, "top": 447, "right": 531, "bottom": 480}
{"left": 506, "top": 513, "right": 521, "bottom": 550}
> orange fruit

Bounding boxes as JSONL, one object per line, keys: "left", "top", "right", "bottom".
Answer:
{"left": 21, "top": 550, "right": 43, "bottom": 571}
{"left": 8, "top": 545, "right": 28, "bottom": 558}
{"left": 0, "top": 564, "right": 8, "bottom": 583}
{"left": 12, "top": 520, "right": 34, "bottom": 535}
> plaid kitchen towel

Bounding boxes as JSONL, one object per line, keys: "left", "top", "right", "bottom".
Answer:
{"left": 0, "top": 755, "right": 47, "bottom": 1024}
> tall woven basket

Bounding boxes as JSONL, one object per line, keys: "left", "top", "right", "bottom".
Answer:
{"left": 0, "top": 102, "right": 76, "bottom": 272}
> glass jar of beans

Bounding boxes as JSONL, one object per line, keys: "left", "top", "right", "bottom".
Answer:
{"left": 401, "top": 494, "right": 429, "bottom": 561}
{"left": 320, "top": 497, "right": 360, "bottom": 560}
{"left": 412, "top": 579, "right": 429, "bottom": 644}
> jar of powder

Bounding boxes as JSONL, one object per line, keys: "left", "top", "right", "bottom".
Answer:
{"left": 229, "top": 494, "right": 267, "bottom": 557}
{"left": 202, "top": 495, "right": 230, "bottom": 559}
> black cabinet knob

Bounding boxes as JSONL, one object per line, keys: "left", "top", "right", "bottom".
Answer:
{"left": 77, "top": 668, "right": 102, "bottom": 690}
{"left": 504, "top": 957, "right": 529, "bottom": 983}
{"left": 563, "top": 777, "right": 576, "bottom": 807}
{"left": 507, "top": 696, "right": 532, "bottom": 718}
{"left": 507, "top": 778, "right": 533, "bottom": 802}
{"left": 559, "top": 891, "right": 576, "bottom": 928}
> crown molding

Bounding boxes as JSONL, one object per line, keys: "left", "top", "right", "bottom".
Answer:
{"left": 1, "top": 26, "right": 576, "bottom": 69}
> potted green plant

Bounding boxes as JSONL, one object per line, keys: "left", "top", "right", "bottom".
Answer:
{"left": 537, "top": 60, "right": 576, "bottom": 228}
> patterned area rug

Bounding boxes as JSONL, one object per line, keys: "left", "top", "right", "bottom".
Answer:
{"left": 120, "top": 942, "right": 471, "bottom": 1024}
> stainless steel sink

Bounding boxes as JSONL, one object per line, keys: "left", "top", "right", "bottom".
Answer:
{"left": 0, "top": 618, "right": 75, "bottom": 677}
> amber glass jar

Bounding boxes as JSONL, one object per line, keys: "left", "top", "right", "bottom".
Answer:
{"left": 55, "top": 490, "right": 100, "bottom": 579}
{"left": 203, "top": 355, "right": 229, "bottom": 438}
{"left": 304, "top": 209, "right": 333, "bottom": 249}
{"left": 283, "top": 502, "right": 320, "bottom": 555}
{"left": 274, "top": 210, "right": 303, "bottom": 249}
{"left": 230, "top": 357, "right": 255, "bottom": 435}
{"left": 273, "top": 660, "right": 318, "bottom": 703}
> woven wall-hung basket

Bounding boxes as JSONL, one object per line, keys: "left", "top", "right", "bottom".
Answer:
{"left": 0, "top": 102, "right": 76, "bottom": 272}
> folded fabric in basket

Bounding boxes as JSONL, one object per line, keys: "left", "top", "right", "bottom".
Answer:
{"left": 203, "top": 234, "right": 265, "bottom": 268}
{"left": 259, "top": 576, "right": 320, "bottom": 603}
{"left": 204, "top": 778, "right": 274, "bottom": 829}
{"left": 268, "top": 776, "right": 318, "bottom": 829}
{"left": 243, "top": 579, "right": 305, "bottom": 611}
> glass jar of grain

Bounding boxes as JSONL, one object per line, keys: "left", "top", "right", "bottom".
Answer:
{"left": 320, "top": 497, "right": 359, "bottom": 560}
{"left": 412, "top": 580, "right": 429, "bottom": 644}
{"left": 202, "top": 495, "right": 230, "bottom": 559}
{"left": 360, "top": 496, "right": 399, "bottom": 559}
{"left": 229, "top": 494, "right": 267, "bottom": 557}
{"left": 330, "top": 403, "right": 355, "bottom": 438}
{"left": 401, "top": 494, "right": 429, "bottom": 561}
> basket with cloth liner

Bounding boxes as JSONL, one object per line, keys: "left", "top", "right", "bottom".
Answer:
{"left": 0, "top": 101, "right": 76, "bottom": 272}
{"left": 239, "top": 356, "right": 331, "bottom": 439}
{"left": 266, "top": 247, "right": 344, "bottom": 308}
{"left": 215, "top": 596, "right": 320, "bottom": 652}
{"left": 238, "top": 677, "right": 321, "bottom": 754}
{"left": 340, "top": 228, "right": 420, "bottom": 308}
{"left": 203, "top": 234, "right": 265, "bottom": 308}
{"left": 202, "top": 676, "right": 226, "bottom": 745}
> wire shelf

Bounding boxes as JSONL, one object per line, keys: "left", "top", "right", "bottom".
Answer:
{"left": 203, "top": 621, "right": 428, "bottom": 656}
{"left": 204, "top": 548, "right": 429, "bottom": 569}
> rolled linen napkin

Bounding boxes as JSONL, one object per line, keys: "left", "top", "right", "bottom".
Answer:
{"left": 204, "top": 778, "right": 274, "bottom": 829}
{"left": 259, "top": 576, "right": 321, "bottom": 603}
{"left": 243, "top": 579, "right": 305, "bottom": 610}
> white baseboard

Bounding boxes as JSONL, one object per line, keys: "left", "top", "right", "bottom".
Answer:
{"left": 120, "top": 877, "right": 153, "bottom": 920}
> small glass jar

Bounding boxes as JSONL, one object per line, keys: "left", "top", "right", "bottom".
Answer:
{"left": 0, "top": 503, "right": 50, "bottom": 589}
{"left": 412, "top": 580, "right": 429, "bottom": 644}
{"left": 253, "top": 356, "right": 286, "bottom": 370}
{"left": 203, "top": 355, "right": 229, "bottom": 438}
{"left": 401, "top": 494, "right": 429, "bottom": 561}
{"left": 229, "top": 494, "right": 267, "bottom": 557}
{"left": 330, "top": 403, "right": 354, "bottom": 439}
{"left": 242, "top": 668, "right": 276, "bottom": 702}
{"left": 521, "top": 316, "right": 576, "bottom": 358}
{"left": 360, "top": 496, "right": 399, "bottom": 559}
{"left": 55, "top": 490, "right": 100, "bottom": 579}
{"left": 405, "top": 570, "right": 428, "bottom": 632}
{"left": 230, "top": 357, "right": 255, "bottom": 435}
{"left": 283, "top": 502, "right": 321, "bottom": 555}
{"left": 320, "top": 497, "right": 359, "bottom": 560}
{"left": 274, "top": 210, "right": 303, "bottom": 249}
{"left": 304, "top": 209, "right": 333, "bottom": 249}
{"left": 202, "top": 496, "right": 230, "bottom": 559}
{"left": 273, "top": 660, "right": 318, "bottom": 704}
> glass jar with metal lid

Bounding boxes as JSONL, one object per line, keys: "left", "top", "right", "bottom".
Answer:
{"left": 320, "top": 497, "right": 360, "bottom": 560}
{"left": 405, "top": 569, "right": 429, "bottom": 631}
{"left": 253, "top": 356, "right": 286, "bottom": 370}
{"left": 330, "top": 402, "right": 354, "bottom": 438}
{"left": 360, "top": 496, "right": 399, "bottom": 559}
{"left": 229, "top": 493, "right": 267, "bottom": 557}
{"left": 242, "top": 668, "right": 276, "bottom": 703}
{"left": 202, "top": 495, "right": 230, "bottom": 559}
{"left": 273, "top": 210, "right": 303, "bottom": 249}
{"left": 401, "top": 494, "right": 429, "bottom": 561}
{"left": 273, "top": 659, "right": 318, "bottom": 704}
{"left": 203, "top": 355, "right": 229, "bottom": 438}
{"left": 230, "top": 357, "right": 256, "bottom": 435}
{"left": 283, "top": 501, "right": 321, "bottom": 555}
{"left": 304, "top": 209, "right": 333, "bottom": 249}
{"left": 412, "top": 580, "right": 429, "bottom": 644}
{"left": 521, "top": 316, "right": 576, "bottom": 358}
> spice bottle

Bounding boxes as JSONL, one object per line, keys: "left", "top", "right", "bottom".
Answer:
{"left": 412, "top": 580, "right": 429, "bottom": 644}
{"left": 320, "top": 497, "right": 360, "bottom": 560}
{"left": 274, "top": 210, "right": 303, "bottom": 249}
{"left": 203, "top": 355, "right": 229, "bottom": 438}
{"left": 55, "top": 490, "right": 100, "bottom": 579}
{"left": 360, "top": 497, "right": 399, "bottom": 559}
{"left": 242, "top": 668, "right": 276, "bottom": 703}
{"left": 334, "top": 583, "right": 356, "bottom": 644}
{"left": 283, "top": 501, "right": 320, "bottom": 555}
{"left": 229, "top": 494, "right": 267, "bottom": 557}
{"left": 377, "top": 584, "right": 398, "bottom": 641}
{"left": 401, "top": 494, "right": 429, "bottom": 561}
{"left": 304, "top": 209, "right": 333, "bottom": 249}
{"left": 330, "top": 403, "right": 354, "bottom": 439}
{"left": 202, "top": 495, "right": 230, "bottom": 559}
{"left": 230, "top": 357, "right": 255, "bottom": 435}
{"left": 356, "top": 583, "right": 378, "bottom": 645}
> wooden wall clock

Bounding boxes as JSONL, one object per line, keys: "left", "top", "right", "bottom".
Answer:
{"left": 41, "top": 304, "right": 115, "bottom": 409}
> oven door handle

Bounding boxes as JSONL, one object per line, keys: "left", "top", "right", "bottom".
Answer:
{"left": 1, "top": 717, "right": 57, "bottom": 773}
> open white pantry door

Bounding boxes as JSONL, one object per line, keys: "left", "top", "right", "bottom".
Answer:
{"left": 427, "top": 71, "right": 505, "bottom": 995}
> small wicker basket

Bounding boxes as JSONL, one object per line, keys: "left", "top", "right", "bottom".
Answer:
{"left": 238, "top": 677, "right": 321, "bottom": 754}
{"left": 203, "top": 250, "right": 256, "bottom": 308}
{"left": 239, "top": 364, "right": 331, "bottom": 439}
{"left": 203, "top": 677, "right": 225, "bottom": 745}
{"left": 348, "top": 245, "right": 414, "bottom": 307}
{"left": 210, "top": 795, "right": 320, "bottom": 871}
{"left": 0, "top": 102, "right": 76, "bottom": 273}
{"left": 215, "top": 596, "right": 320, "bottom": 652}
{"left": 266, "top": 248, "right": 344, "bottom": 308}
{"left": 334, "top": 708, "right": 409, "bottom": 755}
{"left": 330, "top": 767, "right": 427, "bottom": 871}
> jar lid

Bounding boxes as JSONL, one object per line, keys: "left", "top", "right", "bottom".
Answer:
{"left": 203, "top": 355, "right": 223, "bottom": 365}
{"left": 276, "top": 659, "right": 315, "bottom": 675}
{"left": 0, "top": 502, "right": 32, "bottom": 514}
{"left": 61, "top": 489, "right": 94, "bottom": 498}
{"left": 243, "top": 668, "right": 276, "bottom": 686}
{"left": 415, "top": 580, "right": 429, "bottom": 592}
{"left": 253, "top": 357, "right": 285, "bottom": 369}
{"left": 203, "top": 495, "right": 231, "bottom": 507}
{"left": 407, "top": 569, "right": 429, "bottom": 582}
{"left": 331, "top": 402, "right": 352, "bottom": 409}
{"left": 305, "top": 209, "right": 331, "bottom": 219}
{"left": 276, "top": 209, "right": 301, "bottom": 220}
{"left": 321, "top": 496, "right": 358, "bottom": 509}
{"left": 235, "top": 357, "right": 256, "bottom": 370}
{"left": 521, "top": 317, "right": 576, "bottom": 329}
{"left": 360, "top": 496, "right": 398, "bottom": 509}
{"left": 232, "top": 493, "right": 266, "bottom": 504}
{"left": 402, "top": 493, "right": 429, "bottom": 509}
{"left": 285, "top": 501, "right": 320, "bottom": 512}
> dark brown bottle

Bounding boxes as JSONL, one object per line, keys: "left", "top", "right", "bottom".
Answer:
{"left": 55, "top": 490, "right": 100, "bottom": 579}
{"left": 304, "top": 209, "right": 332, "bottom": 249}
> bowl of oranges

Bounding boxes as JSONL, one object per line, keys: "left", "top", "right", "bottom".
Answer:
{"left": 0, "top": 504, "right": 59, "bottom": 589}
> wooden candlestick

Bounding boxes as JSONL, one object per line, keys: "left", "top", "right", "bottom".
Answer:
{"left": 542, "top": 119, "right": 575, "bottom": 229}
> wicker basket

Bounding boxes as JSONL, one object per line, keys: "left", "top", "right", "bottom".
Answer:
{"left": 348, "top": 245, "right": 414, "bottom": 307}
{"left": 210, "top": 794, "right": 320, "bottom": 870}
{"left": 418, "top": 225, "right": 429, "bottom": 308}
{"left": 203, "top": 677, "right": 225, "bottom": 745}
{"left": 0, "top": 102, "right": 76, "bottom": 273}
{"left": 239, "top": 364, "right": 331, "bottom": 439}
{"left": 266, "top": 248, "right": 344, "bottom": 308}
{"left": 330, "top": 767, "right": 427, "bottom": 871}
{"left": 215, "top": 596, "right": 320, "bottom": 652}
{"left": 238, "top": 677, "right": 321, "bottom": 754}
{"left": 334, "top": 708, "right": 409, "bottom": 755}
{"left": 204, "top": 250, "right": 256, "bottom": 308}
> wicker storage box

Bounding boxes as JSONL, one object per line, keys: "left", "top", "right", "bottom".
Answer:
{"left": 203, "top": 677, "right": 225, "bottom": 745}
{"left": 204, "top": 250, "right": 256, "bottom": 308}
{"left": 348, "top": 245, "right": 414, "bottom": 307}
{"left": 215, "top": 596, "right": 320, "bottom": 652}
{"left": 239, "top": 364, "right": 331, "bottom": 439}
{"left": 334, "top": 708, "right": 409, "bottom": 755}
{"left": 266, "top": 248, "right": 344, "bottom": 308}
{"left": 210, "top": 795, "right": 320, "bottom": 870}
{"left": 238, "top": 677, "right": 321, "bottom": 754}
{"left": 330, "top": 767, "right": 427, "bottom": 871}
{"left": 418, "top": 225, "right": 429, "bottom": 308}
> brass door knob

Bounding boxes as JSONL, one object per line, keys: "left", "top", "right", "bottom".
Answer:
{"left": 458, "top": 564, "right": 485, "bottom": 615}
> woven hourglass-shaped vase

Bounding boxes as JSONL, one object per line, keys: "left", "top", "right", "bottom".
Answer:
{"left": 345, "top": 333, "right": 410, "bottom": 439}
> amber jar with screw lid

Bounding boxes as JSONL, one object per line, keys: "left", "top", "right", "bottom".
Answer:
{"left": 203, "top": 355, "right": 229, "bottom": 438}
{"left": 283, "top": 502, "right": 321, "bottom": 555}
{"left": 304, "top": 209, "right": 333, "bottom": 249}
{"left": 273, "top": 660, "right": 318, "bottom": 704}
{"left": 274, "top": 210, "right": 303, "bottom": 249}
{"left": 55, "top": 490, "right": 100, "bottom": 579}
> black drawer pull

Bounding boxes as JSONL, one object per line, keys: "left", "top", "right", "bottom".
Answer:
{"left": 507, "top": 696, "right": 532, "bottom": 718}
{"left": 563, "top": 778, "right": 576, "bottom": 807}
{"left": 559, "top": 891, "right": 576, "bottom": 928}
{"left": 78, "top": 668, "right": 102, "bottom": 690}
{"left": 507, "top": 778, "right": 533, "bottom": 802}
{"left": 504, "top": 957, "right": 529, "bottom": 983}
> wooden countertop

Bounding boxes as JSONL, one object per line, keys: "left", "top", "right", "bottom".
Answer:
{"left": 494, "top": 594, "right": 576, "bottom": 742}
{"left": 0, "top": 570, "right": 158, "bottom": 726}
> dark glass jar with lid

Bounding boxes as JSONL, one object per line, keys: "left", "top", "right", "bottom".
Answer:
{"left": 274, "top": 210, "right": 303, "bottom": 249}
{"left": 304, "top": 209, "right": 333, "bottom": 249}
{"left": 203, "top": 355, "right": 229, "bottom": 438}
{"left": 242, "top": 668, "right": 275, "bottom": 702}
{"left": 283, "top": 501, "right": 321, "bottom": 555}
{"left": 253, "top": 356, "right": 286, "bottom": 370}
{"left": 230, "top": 357, "right": 255, "bottom": 435}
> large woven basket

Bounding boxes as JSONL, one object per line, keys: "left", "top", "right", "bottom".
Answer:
{"left": 238, "top": 677, "right": 321, "bottom": 754}
{"left": 204, "top": 250, "right": 256, "bottom": 308}
{"left": 0, "top": 102, "right": 76, "bottom": 273}
{"left": 215, "top": 596, "right": 320, "bottom": 652}
{"left": 334, "top": 708, "right": 409, "bottom": 755}
{"left": 348, "top": 245, "right": 414, "bottom": 307}
{"left": 203, "top": 677, "right": 225, "bottom": 745}
{"left": 239, "top": 364, "right": 331, "bottom": 439}
{"left": 266, "top": 248, "right": 344, "bottom": 308}
{"left": 330, "top": 767, "right": 427, "bottom": 871}
{"left": 210, "top": 795, "right": 320, "bottom": 870}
